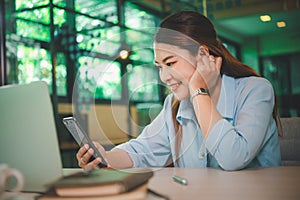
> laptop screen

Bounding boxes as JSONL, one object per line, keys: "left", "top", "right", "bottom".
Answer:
{"left": 0, "top": 81, "right": 63, "bottom": 192}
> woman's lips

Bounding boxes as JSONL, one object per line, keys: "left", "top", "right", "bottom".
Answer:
{"left": 168, "top": 82, "right": 182, "bottom": 92}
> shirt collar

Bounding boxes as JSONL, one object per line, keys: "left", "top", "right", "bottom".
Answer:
{"left": 175, "top": 74, "right": 235, "bottom": 124}
{"left": 217, "top": 74, "right": 235, "bottom": 119}
{"left": 176, "top": 97, "right": 196, "bottom": 124}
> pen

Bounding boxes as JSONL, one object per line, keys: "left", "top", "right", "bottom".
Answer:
{"left": 172, "top": 175, "right": 188, "bottom": 185}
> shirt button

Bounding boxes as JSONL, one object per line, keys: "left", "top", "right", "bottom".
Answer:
{"left": 200, "top": 152, "right": 205, "bottom": 157}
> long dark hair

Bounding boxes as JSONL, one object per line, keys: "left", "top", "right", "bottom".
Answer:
{"left": 154, "top": 11, "right": 282, "bottom": 164}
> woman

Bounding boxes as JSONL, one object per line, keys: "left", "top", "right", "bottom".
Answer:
{"left": 77, "top": 11, "right": 281, "bottom": 171}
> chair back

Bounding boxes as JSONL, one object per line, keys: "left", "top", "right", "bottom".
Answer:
{"left": 279, "top": 117, "right": 300, "bottom": 166}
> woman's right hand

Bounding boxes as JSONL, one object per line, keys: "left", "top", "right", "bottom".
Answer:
{"left": 189, "top": 47, "right": 222, "bottom": 94}
{"left": 76, "top": 142, "right": 109, "bottom": 170}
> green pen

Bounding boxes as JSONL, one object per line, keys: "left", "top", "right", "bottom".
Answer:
{"left": 172, "top": 175, "right": 188, "bottom": 185}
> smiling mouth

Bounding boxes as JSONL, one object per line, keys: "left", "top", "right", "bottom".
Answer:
{"left": 168, "top": 82, "right": 182, "bottom": 92}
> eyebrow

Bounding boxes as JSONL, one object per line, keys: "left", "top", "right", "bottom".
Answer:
{"left": 154, "top": 55, "right": 175, "bottom": 64}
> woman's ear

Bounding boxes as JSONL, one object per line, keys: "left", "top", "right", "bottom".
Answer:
{"left": 198, "top": 45, "right": 209, "bottom": 56}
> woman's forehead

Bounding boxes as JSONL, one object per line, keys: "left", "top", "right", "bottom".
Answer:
{"left": 154, "top": 43, "right": 191, "bottom": 56}
{"left": 154, "top": 43, "right": 177, "bottom": 51}
{"left": 154, "top": 43, "right": 193, "bottom": 61}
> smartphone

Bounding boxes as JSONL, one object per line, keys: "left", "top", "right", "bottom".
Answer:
{"left": 62, "top": 117, "right": 107, "bottom": 168}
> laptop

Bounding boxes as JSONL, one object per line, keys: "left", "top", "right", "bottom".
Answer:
{"left": 0, "top": 81, "right": 63, "bottom": 193}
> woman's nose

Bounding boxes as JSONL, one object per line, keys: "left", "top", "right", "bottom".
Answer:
{"left": 159, "top": 67, "right": 172, "bottom": 83}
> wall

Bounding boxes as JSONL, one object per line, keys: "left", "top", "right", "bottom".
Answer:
{"left": 241, "top": 37, "right": 260, "bottom": 73}
{"left": 217, "top": 23, "right": 300, "bottom": 71}
{"left": 259, "top": 32, "right": 300, "bottom": 56}
{"left": 215, "top": 26, "right": 261, "bottom": 73}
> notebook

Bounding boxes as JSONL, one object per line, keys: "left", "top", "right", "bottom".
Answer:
{"left": 0, "top": 81, "right": 63, "bottom": 193}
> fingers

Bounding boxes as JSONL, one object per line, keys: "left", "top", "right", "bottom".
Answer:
{"left": 215, "top": 56, "right": 222, "bottom": 72}
{"left": 76, "top": 144, "right": 102, "bottom": 169}
{"left": 76, "top": 144, "right": 89, "bottom": 168}
{"left": 209, "top": 55, "right": 216, "bottom": 63}
{"left": 93, "top": 142, "right": 111, "bottom": 168}
{"left": 202, "top": 55, "right": 216, "bottom": 67}
{"left": 85, "top": 157, "right": 102, "bottom": 170}
{"left": 76, "top": 144, "right": 88, "bottom": 164}
{"left": 191, "top": 49, "right": 222, "bottom": 91}
{"left": 197, "top": 51, "right": 221, "bottom": 73}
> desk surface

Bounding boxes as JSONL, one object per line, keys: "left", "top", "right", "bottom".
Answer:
{"left": 148, "top": 166, "right": 300, "bottom": 200}
{"left": 3, "top": 166, "right": 300, "bottom": 200}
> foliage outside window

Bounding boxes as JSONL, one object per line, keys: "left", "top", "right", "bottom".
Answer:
{"left": 15, "top": 45, "right": 67, "bottom": 96}
{"left": 75, "top": 0, "right": 118, "bottom": 24}
{"left": 16, "top": 0, "right": 48, "bottom": 10}
{"left": 124, "top": 2, "right": 158, "bottom": 32}
{"left": 56, "top": 53, "right": 67, "bottom": 96}
{"left": 8, "top": 0, "right": 66, "bottom": 95}
{"left": 128, "top": 64, "right": 160, "bottom": 102}
{"left": 78, "top": 57, "right": 121, "bottom": 100}
{"left": 16, "top": 19, "right": 50, "bottom": 42}
{"left": 8, "top": 0, "right": 175, "bottom": 102}
{"left": 17, "top": 45, "right": 52, "bottom": 86}
{"left": 76, "top": 25, "right": 121, "bottom": 56}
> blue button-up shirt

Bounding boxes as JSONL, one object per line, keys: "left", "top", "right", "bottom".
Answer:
{"left": 115, "top": 75, "right": 281, "bottom": 170}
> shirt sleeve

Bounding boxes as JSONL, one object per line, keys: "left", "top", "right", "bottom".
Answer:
{"left": 113, "top": 95, "right": 173, "bottom": 167}
{"left": 206, "top": 77, "right": 276, "bottom": 171}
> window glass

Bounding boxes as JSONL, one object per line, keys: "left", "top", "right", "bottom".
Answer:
{"left": 261, "top": 55, "right": 300, "bottom": 117}
{"left": 78, "top": 57, "right": 121, "bottom": 100}
{"left": 16, "top": 0, "right": 49, "bottom": 10}
{"left": 128, "top": 64, "right": 160, "bottom": 102}
{"left": 124, "top": 2, "right": 160, "bottom": 102}
{"left": 12, "top": 0, "right": 162, "bottom": 102}
{"left": 53, "top": 0, "right": 66, "bottom": 7}
{"left": 223, "top": 42, "right": 237, "bottom": 58}
{"left": 76, "top": 13, "right": 121, "bottom": 56}
{"left": 16, "top": 8, "right": 50, "bottom": 24}
{"left": 54, "top": 8, "right": 66, "bottom": 26}
{"left": 130, "top": 47, "right": 154, "bottom": 63}
{"left": 56, "top": 53, "right": 67, "bottom": 96}
{"left": 262, "top": 58, "right": 289, "bottom": 96}
{"left": 16, "top": 19, "right": 50, "bottom": 42}
{"left": 125, "top": 29, "right": 154, "bottom": 63}
{"left": 15, "top": 45, "right": 66, "bottom": 96}
{"left": 79, "top": 32, "right": 120, "bottom": 56}
{"left": 124, "top": 2, "right": 158, "bottom": 32}
{"left": 75, "top": 15, "right": 106, "bottom": 33}
{"left": 75, "top": 0, "right": 118, "bottom": 24}
{"left": 17, "top": 45, "right": 52, "bottom": 90}
{"left": 125, "top": 29, "right": 154, "bottom": 46}
{"left": 15, "top": 7, "right": 65, "bottom": 41}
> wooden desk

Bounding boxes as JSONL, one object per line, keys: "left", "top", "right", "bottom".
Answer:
{"left": 148, "top": 166, "right": 300, "bottom": 200}
{"left": 3, "top": 167, "right": 300, "bottom": 200}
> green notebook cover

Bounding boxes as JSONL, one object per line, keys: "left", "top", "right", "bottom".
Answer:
{"left": 49, "top": 168, "right": 153, "bottom": 197}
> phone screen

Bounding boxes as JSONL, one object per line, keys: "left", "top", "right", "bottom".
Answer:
{"left": 62, "top": 117, "right": 107, "bottom": 168}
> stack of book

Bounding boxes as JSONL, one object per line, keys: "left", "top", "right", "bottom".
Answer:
{"left": 36, "top": 168, "right": 154, "bottom": 200}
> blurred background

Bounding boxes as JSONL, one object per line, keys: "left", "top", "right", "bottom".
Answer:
{"left": 1, "top": 0, "right": 300, "bottom": 167}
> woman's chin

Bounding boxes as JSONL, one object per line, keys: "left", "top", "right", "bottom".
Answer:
{"left": 173, "top": 92, "right": 189, "bottom": 101}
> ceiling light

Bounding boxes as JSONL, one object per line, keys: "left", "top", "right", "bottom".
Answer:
{"left": 119, "top": 50, "right": 129, "bottom": 60}
{"left": 260, "top": 15, "right": 271, "bottom": 22}
{"left": 277, "top": 21, "right": 286, "bottom": 28}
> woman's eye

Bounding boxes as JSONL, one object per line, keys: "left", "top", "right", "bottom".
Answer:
{"left": 166, "top": 62, "right": 176, "bottom": 67}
